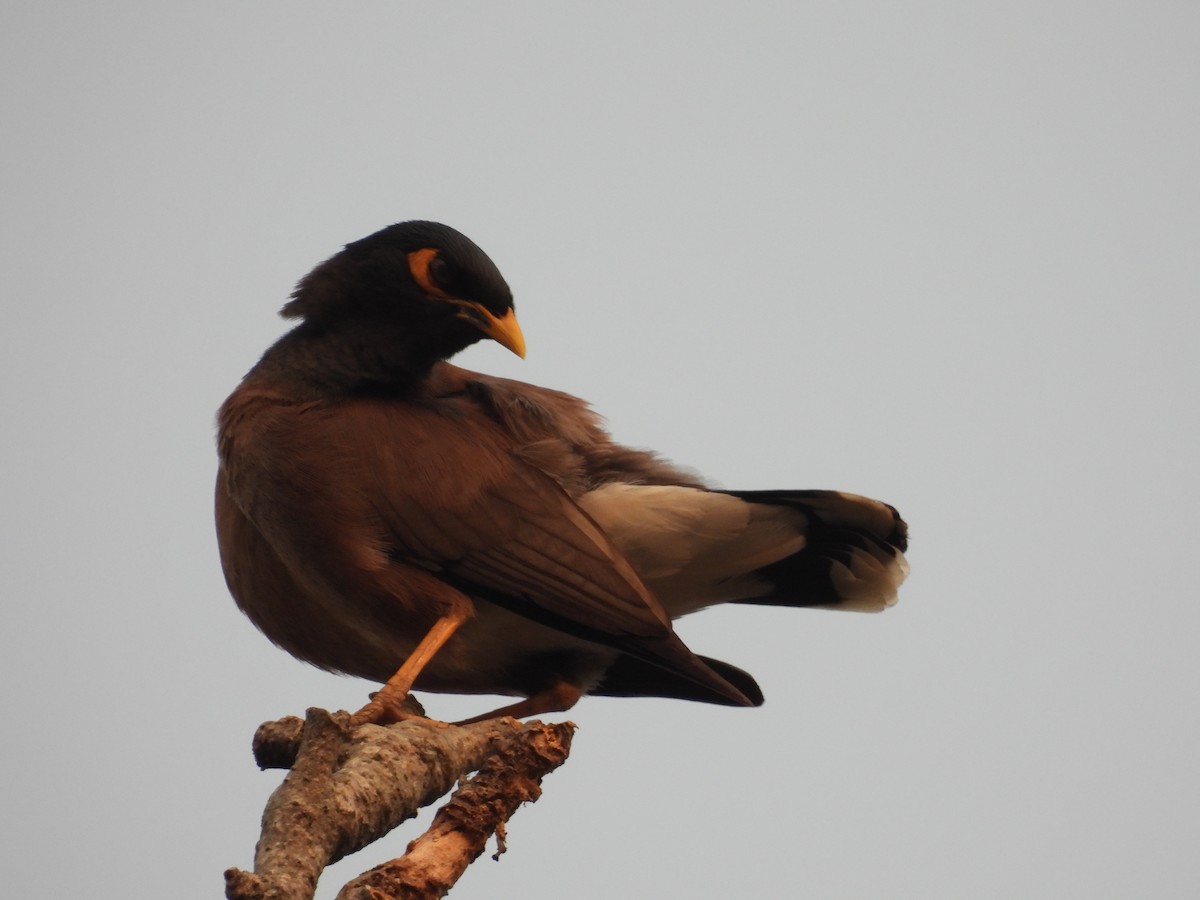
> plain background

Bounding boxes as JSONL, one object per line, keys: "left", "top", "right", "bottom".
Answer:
{"left": 3, "top": 3, "right": 1197, "bottom": 898}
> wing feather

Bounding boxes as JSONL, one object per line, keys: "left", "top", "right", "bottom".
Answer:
{"left": 282, "top": 389, "right": 676, "bottom": 641}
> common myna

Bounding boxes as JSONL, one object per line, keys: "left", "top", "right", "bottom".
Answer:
{"left": 215, "top": 221, "right": 908, "bottom": 725}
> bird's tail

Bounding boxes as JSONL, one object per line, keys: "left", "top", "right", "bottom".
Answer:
{"left": 721, "top": 489, "right": 908, "bottom": 612}
{"left": 578, "top": 483, "right": 908, "bottom": 615}
{"left": 578, "top": 484, "right": 908, "bottom": 707}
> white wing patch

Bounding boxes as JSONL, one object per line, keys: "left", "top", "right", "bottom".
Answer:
{"left": 579, "top": 483, "right": 806, "bottom": 616}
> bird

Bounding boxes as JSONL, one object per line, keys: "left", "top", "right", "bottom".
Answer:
{"left": 215, "top": 220, "right": 909, "bottom": 726}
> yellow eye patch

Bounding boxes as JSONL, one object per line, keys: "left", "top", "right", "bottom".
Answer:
{"left": 407, "top": 248, "right": 451, "bottom": 298}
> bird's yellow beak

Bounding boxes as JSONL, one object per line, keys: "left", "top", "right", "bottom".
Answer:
{"left": 457, "top": 302, "right": 526, "bottom": 359}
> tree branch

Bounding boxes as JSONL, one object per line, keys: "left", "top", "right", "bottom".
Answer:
{"left": 224, "top": 708, "right": 575, "bottom": 900}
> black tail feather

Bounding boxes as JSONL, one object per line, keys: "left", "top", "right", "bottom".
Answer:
{"left": 724, "top": 489, "right": 909, "bottom": 611}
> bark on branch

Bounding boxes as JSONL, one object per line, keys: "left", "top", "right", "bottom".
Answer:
{"left": 224, "top": 708, "right": 575, "bottom": 900}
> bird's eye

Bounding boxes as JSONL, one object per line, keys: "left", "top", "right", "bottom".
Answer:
{"left": 407, "top": 248, "right": 454, "bottom": 298}
{"left": 428, "top": 255, "right": 452, "bottom": 289}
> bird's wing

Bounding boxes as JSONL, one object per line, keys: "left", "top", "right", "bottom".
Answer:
{"left": 222, "top": 380, "right": 673, "bottom": 642}
{"left": 437, "top": 363, "right": 708, "bottom": 491}
{"left": 378, "top": 443, "right": 676, "bottom": 643}
{"left": 220, "top": 377, "right": 753, "bottom": 705}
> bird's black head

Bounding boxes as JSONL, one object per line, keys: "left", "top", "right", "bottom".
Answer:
{"left": 280, "top": 221, "right": 524, "bottom": 375}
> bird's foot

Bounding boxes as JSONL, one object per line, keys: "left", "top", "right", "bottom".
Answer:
{"left": 350, "top": 690, "right": 447, "bottom": 727}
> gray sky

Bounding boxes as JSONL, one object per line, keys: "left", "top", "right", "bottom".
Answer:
{"left": 3, "top": 3, "right": 1197, "bottom": 898}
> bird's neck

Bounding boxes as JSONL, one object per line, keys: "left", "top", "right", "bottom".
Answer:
{"left": 251, "top": 321, "right": 453, "bottom": 398}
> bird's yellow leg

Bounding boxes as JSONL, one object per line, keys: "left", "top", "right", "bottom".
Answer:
{"left": 350, "top": 610, "right": 468, "bottom": 726}
{"left": 454, "top": 680, "right": 583, "bottom": 726}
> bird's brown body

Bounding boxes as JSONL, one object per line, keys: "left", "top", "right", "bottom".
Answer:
{"left": 215, "top": 221, "right": 908, "bottom": 722}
